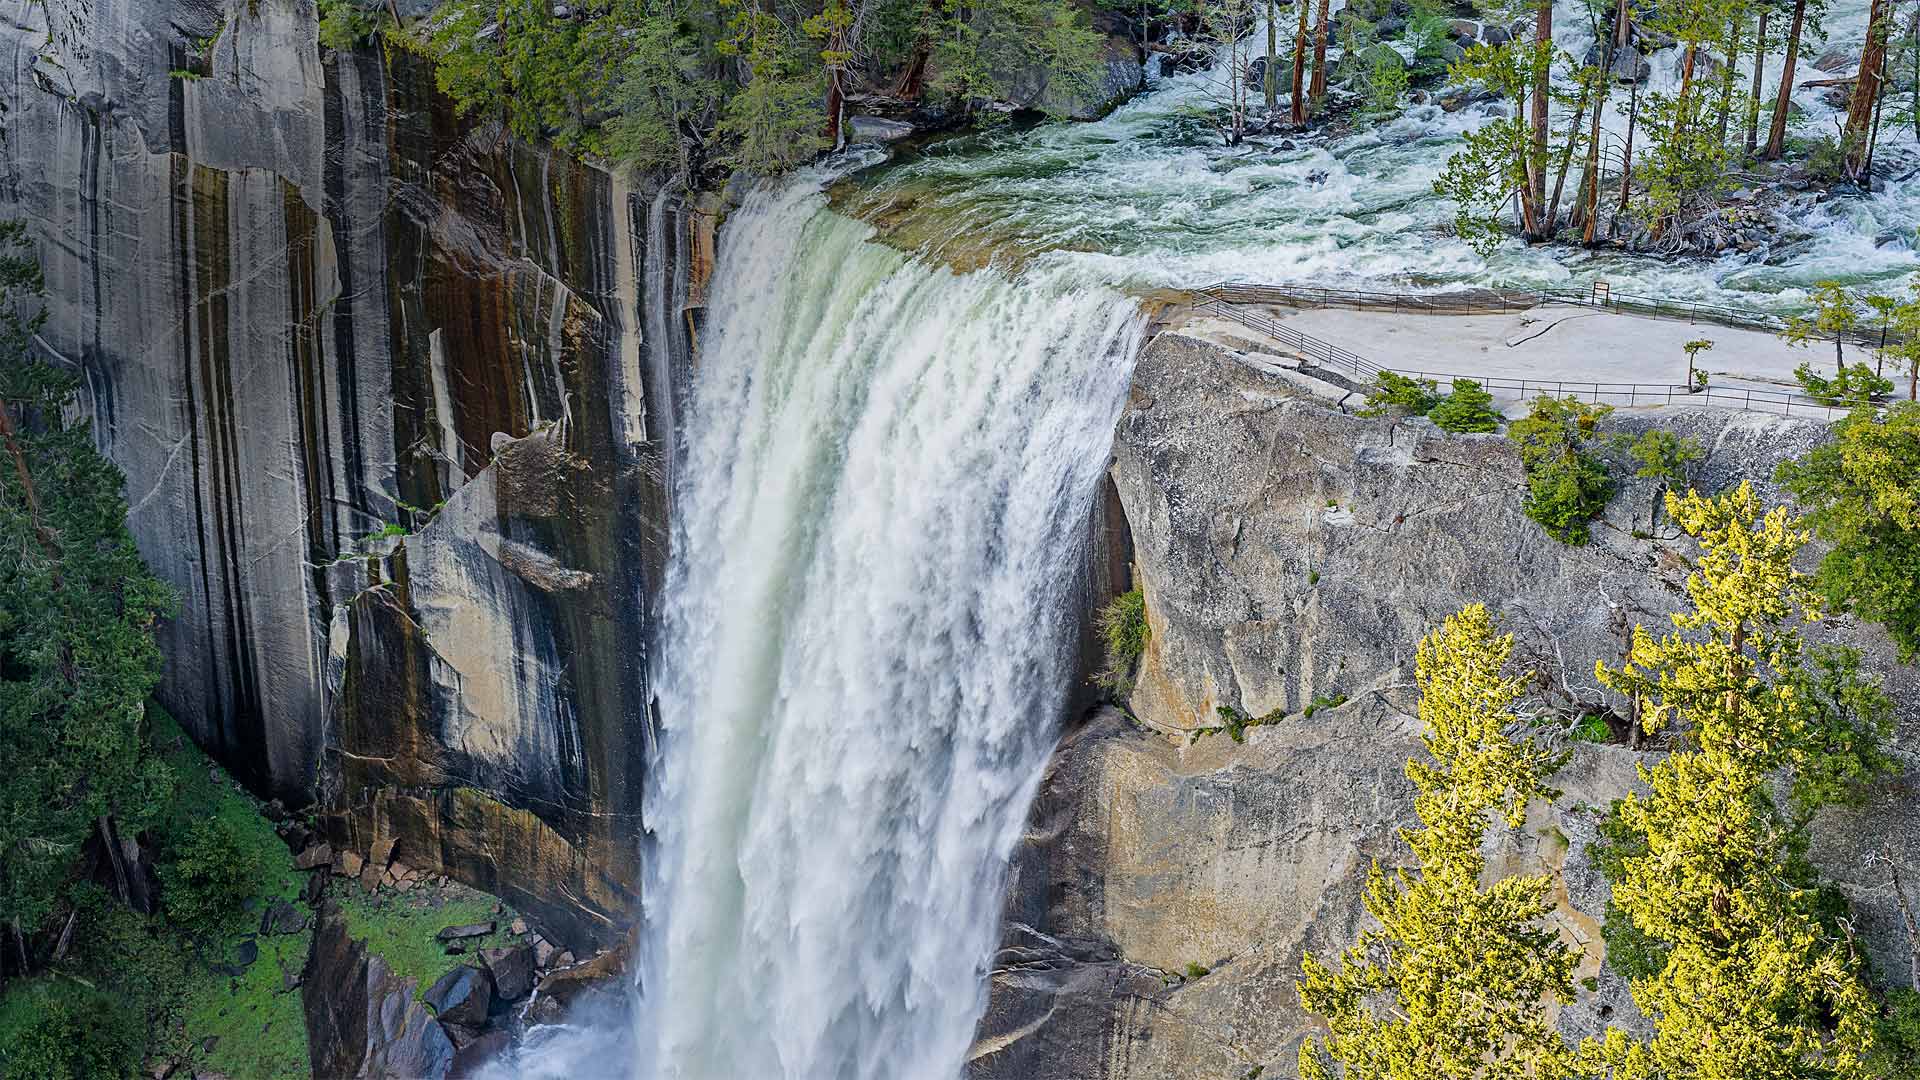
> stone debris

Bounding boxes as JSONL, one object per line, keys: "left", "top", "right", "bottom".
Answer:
{"left": 293, "top": 843, "right": 333, "bottom": 871}
{"left": 435, "top": 921, "right": 497, "bottom": 943}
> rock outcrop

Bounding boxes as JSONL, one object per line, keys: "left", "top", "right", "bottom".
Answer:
{"left": 305, "top": 902, "right": 457, "bottom": 1079}
{"left": 1, "top": 0, "right": 705, "bottom": 947}
{"left": 971, "top": 330, "right": 1920, "bottom": 1078}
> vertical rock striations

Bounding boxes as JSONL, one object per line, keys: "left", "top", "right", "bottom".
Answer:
{"left": 1, "top": 0, "right": 707, "bottom": 947}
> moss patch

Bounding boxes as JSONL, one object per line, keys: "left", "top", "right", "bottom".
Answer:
{"left": 335, "top": 880, "right": 528, "bottom": 999}
{"left": 0, "top": 704, "right": 312, "bottom": 1079}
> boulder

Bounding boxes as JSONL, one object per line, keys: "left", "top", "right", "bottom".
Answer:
{"left": 1037, "top": 34, "right": 1144, "bottom": 120}
{"left": 259, "top": 900, "right": 307, "bottom": 936}
{"left": 336, "top": 850, "right": 364, "bottom": 879}
{"left": 480, "top": 945, "right": 537, "bottom": 1002}
{"left": 293, "top": 843, "right": 333, "bottom": 871}
{"left": 1810, "top": 44, "right": 1860, "bottom": 74}
{"left": 435, "top": 922, "right": 496, "bottom": 943}
{"left": 424, "top": 965, "right": 495, "bottom": 1029}
{"left": 304, "top": 903, "right": 454, "bottom": 1080}
{"left": 1611, "top": 49, "right": 1651, "bottom": 83}
{"left": 846, "top": 116, "right": 915, "bottom": 143}
{"left": 1447, "top": 17, "right": 1480, "bottom": 39}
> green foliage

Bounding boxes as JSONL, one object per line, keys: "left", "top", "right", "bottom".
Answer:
{"left": 1096, "top": 586, "right": 1149, "bottom": 694}
{"left": 1297, "top": 605, "right": 1590, "bottom": 1079}
{"left": 1360, "top": 371, "right": 1440, "bottom": 416}
{"left": 1431, "top": 40, "right": 1551, "bottom": 254}
{"left": 1794, "top": 361, "right": 1893, "bottom": 406}
{"left": 317, "top": 0, "right": 385, "bottom": 52}
{"left": 416, "top": 0, "right": 635, "bottom": 151}
{"left": 1598, "top": 899, "right": 1669, "bottom": 982}
{"left": 1508, "top": 396, "right": 1615, "bottom": 545}
{"left": 928, "top": 0, "right": 1107, "bottom": 116}
{"left": 1360, "top": 47, "right": 1409, "bottom": 122}
{"left": 1776, "top": 403, "right": 1920, "bottom": 661}
{"left": 1302, "top": 693, "right": 1346, "bottom": 719}
{"left": 1571, "top": 713, "right": 1612, "bottom": 742}
{"left": 0, "top": 221, "right": 176, "bottom": 931}
{"left": 156, "top": 818, "right": 260, "bottom": 932}
{"left": 1631, "top": 89, "right": 1733, "bottom": 232}
{"left": 0, "top": 704, "right": 311, "bottom": 1079}
{"left": 1782, "top": 280, "right": 1865, "bottom": 370}
{"left": 336, "top": 877, "right": 527, "bottom": 999}
{"left": 1426, "top": 378, "right": 1502, "bottom": 433}
{"left": 715, "top": 4, "right": 829, "bottom": 174}
{"left": 1873, "top": 989, "right": 1920, "bottom": 1080}
{"left": 1626, "top": 429, "right": 1702, "bottom": 492}
{"left": 609, "top": 8, "right": 726, "bottom": 176}
{"left": 1593, "top": 484, "right": 1889, "bottom": 1078}
{"left": 1184, "top": 961, "right": 1210, "bottom": 979}
{"left": 0, "top": 977, "right": 143, "bottom": 1080}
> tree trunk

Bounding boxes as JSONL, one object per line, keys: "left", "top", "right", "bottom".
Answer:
{"left": 1266, "top": 0, "right": 1279, "bottom": 111}
{"left": 1843, "top": 0, "right": 1892, "bottom": 180}
{"left": 1531, "top": 0, "right": 1552, "bottom": 239}
{"left": 1548, "top": 81, "right": 1591, "bottom": 233}
{"left": 1291, "top": 0, "right": 1310, "bottom": 126}
{"left": 1746, "top": 7, "right": 1769, "bottom": 153}
{"left": 1616, "top": 77, "right": 1640, "bottom": 234}
{"left": 1764, "top": 0, "right": 1807, "bottom": 159}
{"left": 1867, "top": 46, "right": 1889, "bottom": 176}
{"left": 1716, "top": 11, "right": 1741, "bottom": 146}
{"left": 1309, "top": 0, "right": 1331, "bottom": 106}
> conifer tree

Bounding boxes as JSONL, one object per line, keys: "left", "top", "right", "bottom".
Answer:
{"left": 0, "top": 222, "right": 176, "bottom": 950}
{"left": 1298, "top": 605, "right": 1587, "bottom": 1080}
{"left": 1594, "top": 483, "right": 1889, "bottom": 1080}
{"left": 1776, "top": 402, "right": 1920, "bottom": 661}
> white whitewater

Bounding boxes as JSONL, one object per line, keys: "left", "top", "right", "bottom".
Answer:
{"left": 630, "top": 176, "right": 1140, "bottom": 1079}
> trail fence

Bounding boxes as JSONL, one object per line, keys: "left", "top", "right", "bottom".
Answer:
{"left": 1184, "top": 291, "right": 1853, "bottom": 420}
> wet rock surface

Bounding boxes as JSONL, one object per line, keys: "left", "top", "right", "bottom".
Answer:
{"left": 0, "top": 0, "right": 708, "bottom": 950}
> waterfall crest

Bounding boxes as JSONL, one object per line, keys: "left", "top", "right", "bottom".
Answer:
{"left": 629, "top": 175, "right": 1142, "bottom": 1078}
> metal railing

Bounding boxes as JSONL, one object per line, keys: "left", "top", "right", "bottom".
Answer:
{"left": 1197, "top": 281, "right": 1903, "bottom": 349}
{"left": 1185, "top": 293, "right": 1851, "bottom": 420}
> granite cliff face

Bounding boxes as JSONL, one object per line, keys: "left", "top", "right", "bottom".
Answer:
{"left": 970, "top": 330, "right": 1920, "bottom": 1079}
{"left": 1, "top": 0, "right": 705, "bottom": 947}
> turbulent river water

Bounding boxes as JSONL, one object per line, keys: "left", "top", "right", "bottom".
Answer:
{"left": 491, "top": 3, "right": 1914, "bottom": 1076}
{"left": 837, "top": 0, "right": 1917, "bottom": 306}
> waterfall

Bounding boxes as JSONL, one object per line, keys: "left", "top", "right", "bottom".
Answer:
{"left": 633, "top": 175, "right": 1140, "bottom": 1079}
{"left": 495, "top": 170, "right": 1142, "bottom": 1078}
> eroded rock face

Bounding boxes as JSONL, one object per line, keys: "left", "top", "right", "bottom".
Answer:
{"left": 306, "top": 902, "right": 456, "bottom": 1079}
{"left": 1, "top": 0, "right": 705, "bottom": 947}
{"left": 972, "top": 331, "right": 1920, "bottom": 1078}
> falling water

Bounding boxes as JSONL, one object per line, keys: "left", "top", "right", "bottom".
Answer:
{"left": 628, "top": 172, "right": 1138, "bottom": 1079}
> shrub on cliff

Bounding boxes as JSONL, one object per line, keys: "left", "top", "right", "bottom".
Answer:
{"left": 1096, "top": 586, "right": 1149, "bottom": 695}
{"left": 157, "top": 819, "right": 260, "bottom": 934}
{"left": 1776, "top": 403, "right": 1920, "bottom": 662}
{"left": 1507, "top": 396, "right": 1614, "bottom": 545}
{"left": 1358, "top": 371, "right": 1440, "bottom": 416}
{"left": 1426, "top": 378, "right": 1502, "bottom": 433}
{"left": 0, "top": 219, "right": 176, "bottom": 938}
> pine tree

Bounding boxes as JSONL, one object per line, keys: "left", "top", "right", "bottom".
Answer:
{"left": 1298, "top": 605, "right": 1587, "bottom": 1080}
{"left": 1594, "top": 483, "right": 1889, "bottom": 1080}
{"left": 0, "top": 222, "right": 176, "bottom": 949}
{"left": 1776, "top": 402, "right": 1920, "bottom": 661}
